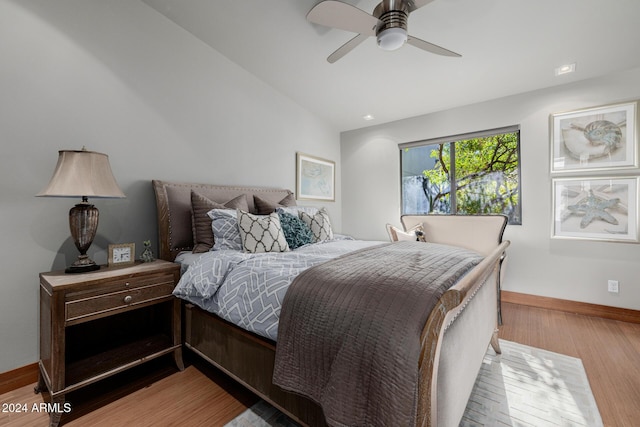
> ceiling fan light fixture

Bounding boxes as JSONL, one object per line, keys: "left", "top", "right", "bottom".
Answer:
{"left": 377, "top": 27, "right": 407, "bottom": 51}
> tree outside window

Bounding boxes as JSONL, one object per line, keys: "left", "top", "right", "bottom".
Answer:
{"left": 401, "top": 129, "right": 521, "bottom": 225}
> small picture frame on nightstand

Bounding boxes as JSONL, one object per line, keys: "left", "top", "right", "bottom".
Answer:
{"left": 108, "top": 243, "right": 135, "bottom": 267}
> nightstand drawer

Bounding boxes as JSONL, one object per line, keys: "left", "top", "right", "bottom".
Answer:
{"left": 66, "top": 282, "right": 175, "bottom": 323}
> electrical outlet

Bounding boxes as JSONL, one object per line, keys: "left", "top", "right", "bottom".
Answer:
{"left": 607, "top": 280, "right": 619, "bottom": 293}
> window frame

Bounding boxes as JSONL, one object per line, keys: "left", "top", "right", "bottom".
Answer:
{"left": 399, "top": 125, "right": 522, "bottom": 225}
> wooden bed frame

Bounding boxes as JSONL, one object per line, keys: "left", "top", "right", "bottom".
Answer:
{"left": 152, "top": 179, "right": 509, "bottom": 427}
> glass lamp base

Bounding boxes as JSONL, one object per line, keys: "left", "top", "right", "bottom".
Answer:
{"left": 66, "top": 200, "right": 100, "bottom": 274}
{"left": 65, "top": 254, "right": 100, "bottom": 274}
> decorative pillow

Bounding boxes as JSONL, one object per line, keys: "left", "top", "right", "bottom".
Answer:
{"left": 276, "top": 206, "right": 319, "bottom": 218}
{"left": 208, "top": 209, "right": 243, "bottom": 251}
{"left": 278, "top": 212, "right": 314, "bottom": 250}
{"left": 237, "top": 210, "right": 290, "bottom": 253}
{"left": 254, "top": 194, "right": 297, "bottom": 215}
{"left": 300, "top": 208, "right": 334, "bottom": 242}
{"left": 191, "top": 192, "right": 248, "bottom": 253}
{"left": 386, "top": 223, "right": 426, "bottom": 242}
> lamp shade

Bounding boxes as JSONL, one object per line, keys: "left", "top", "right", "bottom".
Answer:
{"left": 37, "top": 149, "right": 125, "bottom": 198}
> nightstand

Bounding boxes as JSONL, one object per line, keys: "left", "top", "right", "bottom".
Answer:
{"left": 35, "top": 260, "right": 183, "bottom": 427}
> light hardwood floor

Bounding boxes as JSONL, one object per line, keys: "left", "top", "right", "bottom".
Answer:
{"left": 499, "top": 302, "right": 640, "bottom": 427}
{"left": 1, "top": 302, "right": 639, "bottom": 426}
{"left": 0, "top": 359, "right": 257, "bottom": 427}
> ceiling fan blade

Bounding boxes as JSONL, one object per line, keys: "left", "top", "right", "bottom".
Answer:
{"left": 307, "top": 1, "right": 379, "bottom": 36}
{"left": 327, "top": 33, "right": 369, "bottom": 63}
{"left": 407, "top": 36, "right": 461, "bottom": 57}
{"left": 407, "top": 0, "right": 436, "bottom": 12}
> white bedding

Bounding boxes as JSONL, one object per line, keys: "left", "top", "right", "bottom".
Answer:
{"left": 173, "top": 238, "right": 384, "bottom": 340}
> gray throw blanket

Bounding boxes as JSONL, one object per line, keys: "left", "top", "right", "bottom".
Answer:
{"left": 272, "top": 241, "right": 483, "bottom": 427}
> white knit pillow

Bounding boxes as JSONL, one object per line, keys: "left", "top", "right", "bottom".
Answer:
{"left": 237, "top": 210, "right": 290, "bottom": 253}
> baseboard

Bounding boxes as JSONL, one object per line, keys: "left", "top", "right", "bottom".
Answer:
{"left": 0, "top": 362, "right": 38, "bottom": 395}
{"left": 502, "top": 290, "right": 640, "bottom": 324}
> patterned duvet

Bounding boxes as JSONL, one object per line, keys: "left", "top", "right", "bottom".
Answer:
{"left": 173, "top": 239, "right": 383, "bottom": 341}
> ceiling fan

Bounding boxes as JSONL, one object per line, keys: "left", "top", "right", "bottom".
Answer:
{"left": 307, "top": 0, "right": 461, "bottom": 63}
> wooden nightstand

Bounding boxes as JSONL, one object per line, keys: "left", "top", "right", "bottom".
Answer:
{"left": 35, "top": 260, "right": 183, "bottom": 427}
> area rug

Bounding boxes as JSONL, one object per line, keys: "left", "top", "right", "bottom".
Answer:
{"left": 225, "top": 340, "right": 603, "bottom": 427}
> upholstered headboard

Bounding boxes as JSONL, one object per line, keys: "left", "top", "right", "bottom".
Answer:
{"left": 152, "top": 180, "right": 294, "bottom": 261}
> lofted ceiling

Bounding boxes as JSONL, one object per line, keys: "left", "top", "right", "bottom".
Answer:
{"left": 142, "top": 0, "right": 640, "bottom": 132}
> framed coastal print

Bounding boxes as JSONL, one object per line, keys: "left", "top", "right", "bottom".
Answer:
{"left": 551, "top": 176, "right": 638, "bottom": 242}
{"left": 550, "top": 101, "right": 638, "bottom": 173}
{"left": 296, "top": 152, "right": 335, "bottom": 201}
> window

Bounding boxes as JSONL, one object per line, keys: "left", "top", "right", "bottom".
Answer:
{"left": 400, "top": 126, "right": 521, "bottom": 225}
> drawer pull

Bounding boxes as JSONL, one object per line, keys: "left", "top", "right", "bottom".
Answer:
{"left": 123, "top": 295, "right": 133, "bottom": 304}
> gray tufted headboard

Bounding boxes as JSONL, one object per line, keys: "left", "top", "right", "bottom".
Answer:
{"left": 152, "top": 180, "right": 294, "bottom": 261}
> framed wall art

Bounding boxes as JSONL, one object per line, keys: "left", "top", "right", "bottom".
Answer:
{"left": 550, "top": 101, "right": 638, "bottom": 173}
{"left": 296, "top": 152, "right": 335, "bottom": 201}
{"left": 551, "top": 176, "right": 638, "bottom": 242}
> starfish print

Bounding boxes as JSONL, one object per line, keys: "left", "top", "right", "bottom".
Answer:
{"left": 567, "top": 190, "right": 619, "bottom": 228}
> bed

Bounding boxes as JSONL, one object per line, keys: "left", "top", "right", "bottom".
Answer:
{"left": 152, "top": 180, "right": 509, "bottom": 427}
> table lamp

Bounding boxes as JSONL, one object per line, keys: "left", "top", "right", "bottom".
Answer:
{"left": 37, "top": 148, "right": 126, "bottom": 273}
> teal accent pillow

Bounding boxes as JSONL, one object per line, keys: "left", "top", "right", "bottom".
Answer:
{"left": 278, "top": 212, "right": 314, "bottom": 249}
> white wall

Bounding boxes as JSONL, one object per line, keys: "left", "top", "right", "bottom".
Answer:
{"left": 0, "top": 0, "right": 340, "bottom": 373}
{"left": 342, "top": 68, "right": 640, "bottom": 311}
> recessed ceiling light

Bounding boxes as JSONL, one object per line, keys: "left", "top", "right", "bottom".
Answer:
{"left": 363, "top": 114, "right": 375, "bottom": 121}
{"left": 555, "top": 63, "right": 576, "bottom": 76}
